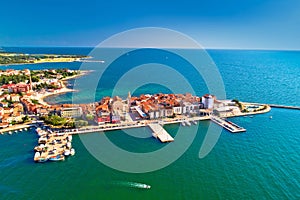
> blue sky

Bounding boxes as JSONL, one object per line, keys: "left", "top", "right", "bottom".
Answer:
{"left": 0, "top": 0, "right": 299, "bottom": 49}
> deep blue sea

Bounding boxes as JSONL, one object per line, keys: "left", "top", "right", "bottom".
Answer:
{"left": 0, "top": 47, "right": 299, "bottom": 199}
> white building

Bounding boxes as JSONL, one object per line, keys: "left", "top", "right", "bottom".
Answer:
{"left": 202, "top": 95, "right": 214, "bottom": 109}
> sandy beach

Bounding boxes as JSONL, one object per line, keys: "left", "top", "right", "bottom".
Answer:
{"left": 33, "top": 70, "right": 92, "bottom": 106}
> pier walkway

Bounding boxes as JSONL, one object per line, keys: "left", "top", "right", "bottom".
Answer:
{"left": 148, "top": 123, "right": 174, "bottom": 143}
{"left": 269, "top": 104, "right": 300, "bottom": 110}
{"left": 211, "top": 116, "right": 246, "bottom": 133}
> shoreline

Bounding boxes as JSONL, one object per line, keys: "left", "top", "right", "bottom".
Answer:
{"left": 36, "top": 70, "right": 92, "bottom": 106}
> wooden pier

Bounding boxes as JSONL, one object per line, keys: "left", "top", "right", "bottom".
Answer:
{"left": 148, "top": 123, "right": 174, "bottom": 143}
{"left": 211, "top": 116, "right": 246, "bottom": 133}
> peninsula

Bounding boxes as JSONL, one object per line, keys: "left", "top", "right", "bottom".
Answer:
{"left": 0, "top": 52, "right": 91, "bottom": 65}
{"left": 0, "top": 68, "right": 274, "bottom": 163}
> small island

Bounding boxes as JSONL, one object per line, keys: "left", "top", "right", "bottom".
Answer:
{"left": 0, "top": 52, "right": 91, "bottom": 65}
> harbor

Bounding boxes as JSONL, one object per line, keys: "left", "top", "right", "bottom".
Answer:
{"left": 34, "top": 128, "right": 75, "bottom": 162}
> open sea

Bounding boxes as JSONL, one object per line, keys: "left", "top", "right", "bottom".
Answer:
{"left": 0, "top": 47, "right": 299, "bottom": 199}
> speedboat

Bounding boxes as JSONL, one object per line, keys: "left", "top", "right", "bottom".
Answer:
{"left": 142, "top": 184, "right": 151, "bottom": 189}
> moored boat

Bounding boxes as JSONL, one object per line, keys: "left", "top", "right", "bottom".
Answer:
{"left": 64, "top": 149, "right": 71, "bottom": 156}
{"left": 34, "top": 152, "right": 48, "bottom": 162}
{"left": 66, "top": 142, "right": 72, "bottom": 149}
{"left": 67, "top": 135, "right": 72, "bottom": 142}
{"left": 70, "top": 148, "right": 75, "bottom": 156}
{"left": 38, "top": 137, "right": 47, "bottom": 144}
{"left": 49, "top": 154, "right": 65, "bottom": 161}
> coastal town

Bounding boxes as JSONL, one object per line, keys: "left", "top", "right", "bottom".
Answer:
{"left": 0, "top": 68, "right": 271, "bottom": 162}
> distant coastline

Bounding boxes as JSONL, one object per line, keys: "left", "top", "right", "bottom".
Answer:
{"left": 0, "top": 52, "right": 91, "bottom": 66}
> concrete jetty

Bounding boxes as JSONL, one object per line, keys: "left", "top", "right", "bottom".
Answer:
{"left": 269, "top": 104, "right": 300, "bottom": 110}
{"left": 211, "top": 116, "right": 246, "bottom": 133}
{"left": 148, "top": 123, "right": 174, "bottom": 143}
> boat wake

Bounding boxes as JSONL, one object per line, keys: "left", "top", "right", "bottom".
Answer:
{"left": 111, "top": 181, "right": 151, "bottom": 189}
{"left": 0, "top": 154, "right": 31, "bottom": 169}
{"left": 0, "top": 184, "right": 19, "bottom": 194}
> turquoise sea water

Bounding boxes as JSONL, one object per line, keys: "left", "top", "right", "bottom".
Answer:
{"left": 0, "top": 47, "right": 299, "bottom": 199}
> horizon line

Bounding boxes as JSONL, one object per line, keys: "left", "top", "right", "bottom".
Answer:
{"left": 1, "top": 45, "right": 300, "bottom": 51}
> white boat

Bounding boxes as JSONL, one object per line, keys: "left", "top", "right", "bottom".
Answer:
{"left": 38, "top": 137, "right": 47, "bottom": 144}
{"left": 180, "top": 121, "right": 186, "bottom": 126}
{"left": 67, "top": 135, "right": 72, "bottom": 142}
{"left": 141, "top": 184, "right": 151, "bottom": 189}
{"left": 8, "top": 131, "right": 12, "bottom": 135}
{"left": 36, "top": 128, "right": 41, "bottom": 133}
{"left": 131, "top": 182, "right": 151, "bottom": 189}
{"left": 70, "top": 148, "right": 75, "bottom": 156}
{"left": 34, "top": 144, "right": 45, "bottom": 152}
{"left": 64, "top": 149, "right": 71, "bottom": 156}
{"left": 270, "top": 116, "right": 273, "bottom": 119}
{"left": 66, "top": 142, "right": 72, "bottom": 149}
{"left": 185, "top": 121, "right": 191, "bottom": 126}
{"left": 34, "top": 152, "right": 48, "bottom": 162}
{"left": 192, "top": 121, "right": 197, "bottom": 125}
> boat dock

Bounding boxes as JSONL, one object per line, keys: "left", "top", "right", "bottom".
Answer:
{"left": 211, "top": 116, "right": 246, "bottom": 133}
{"left": 148, "top": 123, "right": 174, "bottom": 143}
{"left": 34, "top": 128, "right": 75, "bottom": 163}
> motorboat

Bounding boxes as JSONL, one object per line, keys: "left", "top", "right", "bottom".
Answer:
{"left": 64, "top": 149, "right": 71, "bottom": 156}
{"left": 185, "top": 121, "right": 191, "bottom": 126}
{"left": 66, "top": 142, "right": 72, "bottom": 149}
{"left": 38, "top": 137, "right": 47, "bottom": 144}
{"left": 49, "top": 154, "right": 65, "bottom": 161}
{"left": 70, "top": 148, "right": 75, "bottom": 156}
{"left": 34, "top": 152, "right": 48, "bottom": 163}
{"left": 34, "top": 144, "right": 45, "bottom": 152}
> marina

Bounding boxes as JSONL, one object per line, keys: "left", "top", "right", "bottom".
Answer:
{"left": 34, "top": 128, "right": 75, "bottom": 163}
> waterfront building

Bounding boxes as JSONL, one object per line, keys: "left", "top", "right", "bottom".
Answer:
{"left": 60, "top": 107, "right": 83, "bottom": 118}
{"left": 173, "top": 106, "right": 183, "bottom": 115}
{"left": 202, "top": 94, "right": 214, "bottom": 109}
